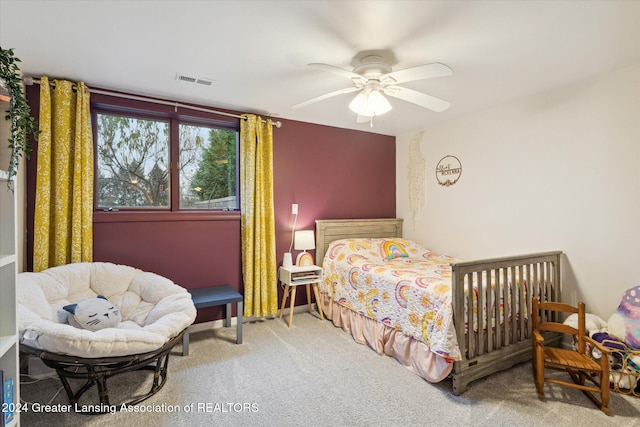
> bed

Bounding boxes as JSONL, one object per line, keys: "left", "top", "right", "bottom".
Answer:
{"left": 315, "top": 218, "right": 562, "bottom": 395}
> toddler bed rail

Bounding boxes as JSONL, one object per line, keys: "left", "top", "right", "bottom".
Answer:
{"left": 451, "top": 251, "right": 562, "bottom": 394}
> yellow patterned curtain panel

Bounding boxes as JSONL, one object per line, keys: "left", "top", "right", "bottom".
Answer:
{"left": 240, "top": 114, "right": 277, "bottom": 317}
{"left": 33, "top": 76, "right": 93, "bottom": 272}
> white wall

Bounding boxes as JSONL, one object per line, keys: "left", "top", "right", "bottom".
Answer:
{"left": 0, "top": 84, "right": 26, "bottom": 273}
{"left": 396, "top": 63, "right": 640, "bottom": 320}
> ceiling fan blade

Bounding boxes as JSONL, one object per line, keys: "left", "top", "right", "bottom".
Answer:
{"left": 384, "top": 86, "right": 450, "bottom": 112}
{"left": 292, "top": 86, "right": 360, "bottom": 109}
{"left": 381, "top": 62, "right": 453, "bottom": 85}
{"left": 308, "top": 63, "right": 367, "bottom": 84}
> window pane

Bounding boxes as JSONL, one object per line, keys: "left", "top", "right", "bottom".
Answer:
{"left": 179, "top": 124, "right": 237, "bottom": 210}
{"left": 96, "top": 113, "right": 170, "bottom": 208}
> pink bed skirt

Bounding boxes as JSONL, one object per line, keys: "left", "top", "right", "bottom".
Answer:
{"left": 318, "top": 291, "right": 453, "bottom": 383}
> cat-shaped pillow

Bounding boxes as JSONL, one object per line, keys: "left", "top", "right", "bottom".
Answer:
{"left": 63, "top": 295, "right": 122, "bottom": 331}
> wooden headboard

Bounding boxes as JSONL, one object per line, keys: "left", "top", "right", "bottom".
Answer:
{"left": 315, "top": 218, "right": 403, "bottom": 266}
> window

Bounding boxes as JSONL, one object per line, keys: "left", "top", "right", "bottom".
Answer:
{"left": 96, "top": 113, "right": 170, "bottom": 208}
{"left": 94, "top": 100, "right": 238, "bottom": 211}
{"left": 178, "top": 123, "right": 237, "bottom": 209}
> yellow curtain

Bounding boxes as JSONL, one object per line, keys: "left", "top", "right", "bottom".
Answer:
{"left": 240, "top": 114, "right": 277, "bottom": 317}
{"left": 33, "top": 76, "right": 93, "bottom": 272}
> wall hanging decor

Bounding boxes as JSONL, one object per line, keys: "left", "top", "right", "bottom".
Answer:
{"left": 436, "top": 155, "right": 462, "bottom": 187}
{"left": 407, "top": 131, "right": 425, "bottom": 231}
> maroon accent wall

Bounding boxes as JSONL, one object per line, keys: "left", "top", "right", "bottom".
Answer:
{"left": 25, "top": 85, "right": 395, "bottom": 324}
{"left": 92, "top": 212, "right": 241, "bottom": 323}
{"left": 273, "top": 118, "right": 396, "bottom": 309}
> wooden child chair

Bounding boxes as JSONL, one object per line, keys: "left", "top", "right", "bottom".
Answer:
{"left": 532, "top": 297, "right": 611, "bottom": 414}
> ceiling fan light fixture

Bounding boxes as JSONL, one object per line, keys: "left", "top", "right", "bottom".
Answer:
{"left": 295, "top": 57, "right": 452, "bottom": 117}
{"left": 349, "top": 89, "right": 392, "bottom": 117}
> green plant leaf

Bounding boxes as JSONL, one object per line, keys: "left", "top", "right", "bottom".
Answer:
{"left": 0, "top": 46, "right": 39, "bottom": 190}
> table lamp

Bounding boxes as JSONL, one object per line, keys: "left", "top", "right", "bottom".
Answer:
{"left": 294, "top": 230, "right": 315, "bottom": 266}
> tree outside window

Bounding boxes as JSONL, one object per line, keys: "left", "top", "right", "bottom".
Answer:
{"left": 179, "top": 124, "right": 237, "bottom": 209}
{"left": 95, "top": 111, "right": 238, "bottom": 210}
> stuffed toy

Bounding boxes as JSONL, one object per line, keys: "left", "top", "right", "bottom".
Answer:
{"left": 563, "top": 312, "right": 608, "bottom": 338}
{"left": 592, "top": 331, "right": 640, "bottom": 392}
{"left": 608, "top": 285, "right": 640, "bottom": 350}
{"left": 592, "top": 331, "right": 626, "bottom": 350}
{"left": 608, "top": 353, "right": 640, "bottom": 392}
{"left": 63, "top": 295, "right": 122, "bottom": 331}
{"left": 610, "top": 365, "right": 638, "bottom": 391}
{"left": 591, "top": 332, "right": 626, "bottom": 361}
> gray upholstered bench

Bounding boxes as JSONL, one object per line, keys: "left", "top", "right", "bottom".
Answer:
{"left": 182, "top": 285, "right": 243, "bottom": 355}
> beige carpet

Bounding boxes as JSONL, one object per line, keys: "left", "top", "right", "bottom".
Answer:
{"left": 19, "top": 312, "right": 640, "bottom": 426}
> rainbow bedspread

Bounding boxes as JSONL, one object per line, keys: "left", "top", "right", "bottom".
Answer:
{"left": 321, "top": 238, "right": 463, "bottom": 361}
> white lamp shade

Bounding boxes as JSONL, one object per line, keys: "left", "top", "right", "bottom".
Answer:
{"left": 349, "top": 89, "right": 392, "bottom": 116}
{"left": 294, "top": 230, "right": 315, "bottom": 251}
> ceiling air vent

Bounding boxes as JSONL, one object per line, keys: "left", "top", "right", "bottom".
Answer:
{"left": 176, "top": 73, "right": 215, "bottom": 87}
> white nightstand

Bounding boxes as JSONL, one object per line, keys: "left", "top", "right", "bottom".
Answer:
{"left": 278, "top": 265, "right": 324, "bottom": 328}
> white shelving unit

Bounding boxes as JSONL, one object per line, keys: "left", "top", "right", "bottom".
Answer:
{"left": 0, "top": 169, "right": 19, "bottom": 426}
{"left": 0, "top": 75, "right": 20, "bottom": 426}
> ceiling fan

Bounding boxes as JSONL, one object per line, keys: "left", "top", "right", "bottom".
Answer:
{"left": 292, "top": 55, "right": 453, "bottom": 122}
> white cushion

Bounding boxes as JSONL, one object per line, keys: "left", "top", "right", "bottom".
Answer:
{"left": 17, "top": 262, "right": 197, "bottom": 358}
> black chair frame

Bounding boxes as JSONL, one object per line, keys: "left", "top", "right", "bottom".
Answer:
{"left": 20, "top": 329, "right": 185, "bottom": 413}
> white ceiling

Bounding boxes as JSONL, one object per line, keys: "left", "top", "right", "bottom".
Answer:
{"left": 1, "top": 1, "right": 639, "bottom": 136}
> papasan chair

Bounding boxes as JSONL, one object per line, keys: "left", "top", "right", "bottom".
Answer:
{"left": 17, "top": 262, "right": 196, "bottom": 411}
